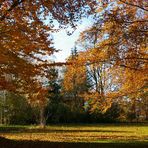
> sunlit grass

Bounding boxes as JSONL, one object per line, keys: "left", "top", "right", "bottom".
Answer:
{"left": 0, "top": 124, "right": 148, "bottom": 143}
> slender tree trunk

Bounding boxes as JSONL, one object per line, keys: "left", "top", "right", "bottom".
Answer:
{"left": 40, "top": 106, "right": 46, "bottom": 128}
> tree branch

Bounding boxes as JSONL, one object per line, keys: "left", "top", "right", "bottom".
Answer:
{"left": 119, "top": 0, "right": 148, "bottom": 12}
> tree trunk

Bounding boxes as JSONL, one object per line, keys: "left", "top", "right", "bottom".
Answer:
{"left": 40, "top": 106, "right": 46, "bottom": 128}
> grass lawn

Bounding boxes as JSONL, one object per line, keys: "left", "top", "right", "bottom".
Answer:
{"left": 0, "top": 124, "right": 148, "bottom": 147}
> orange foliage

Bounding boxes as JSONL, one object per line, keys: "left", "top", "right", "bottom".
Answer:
{"left": 0, "top": 0, "right": 96, "bottom": 97}
{"left": 66, "top": 0, "right": 148, "bottom": 112}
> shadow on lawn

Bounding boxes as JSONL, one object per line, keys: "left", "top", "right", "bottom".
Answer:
{"left": 0, "top": 137, "right": 148, "bottom": 148}
{"left": 0, "top": 126, "right": 27, "bottom": 133}
{"left": 0, "top": 126, "right": 132, "bottom": 133}
{"left": 20, "top": 129, "right": 132, "bottom": 133}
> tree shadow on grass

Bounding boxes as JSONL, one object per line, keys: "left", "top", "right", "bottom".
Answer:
{"left": 0, "top": 126, "right": 27, "bottom": 133}
{"left": 52, "top": 123, "right": 148, "bottom": 127}
{"left": 0, "top": 137, "right": 148, "bottom": 148}
{"left": 0, "top": 126, "right": 133, "bottom": 134}
{"left": 20, "top": 129, "right": 133, "bottom": 133}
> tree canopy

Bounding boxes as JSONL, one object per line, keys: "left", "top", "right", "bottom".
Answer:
{"left": 0, "top": 0, "right": 96, "bottom": 93}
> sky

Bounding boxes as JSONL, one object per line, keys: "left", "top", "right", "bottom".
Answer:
{"left": 52, "top": 18, "right": 93, "bottom": 62}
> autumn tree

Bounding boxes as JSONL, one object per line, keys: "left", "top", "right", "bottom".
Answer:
{"left": 62, "top": 48, "right": 88, "bottom": 111}
{"left": 95, "top": 0, "right": 147, "bottom": 92}
{"left": 72, "top": 0, "right": 147, "bottom": 119}
{"left": 97, "top": 0, "right": 148, "bottom": 119}
{"left": 76, "top": 25, "right": 116, "bottom": 113}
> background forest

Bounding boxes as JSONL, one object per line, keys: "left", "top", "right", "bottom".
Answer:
{"left": 0, "top": 0, "right": 147, "bottom": 126}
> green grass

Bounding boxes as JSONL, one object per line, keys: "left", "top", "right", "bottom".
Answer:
{"left": 0, "top": 124, "right": 148, "bottom": 147}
